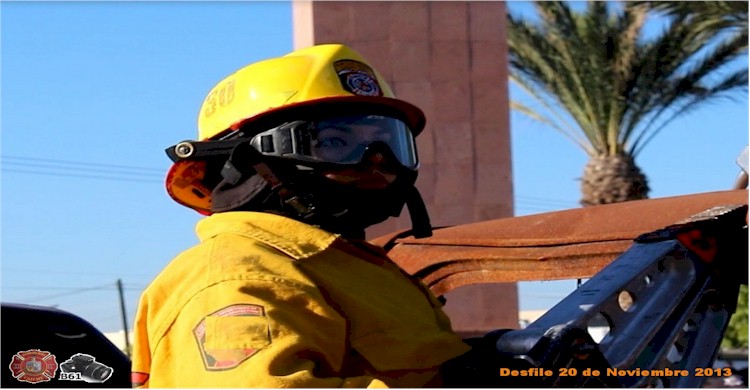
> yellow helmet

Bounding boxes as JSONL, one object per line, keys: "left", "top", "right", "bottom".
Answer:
{"left": 166, "top": 44, "right": 426, "bottom": 213}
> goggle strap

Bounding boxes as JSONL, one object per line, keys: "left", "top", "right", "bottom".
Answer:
{"left": 220, "top": 160, "right": 244, "bottom": 186}
{"left": 261, "top": 169, "right": 317, "bottom": 218}
{"left": 221, "top": 141, "right": 262, "bottom": 185}
{"left": 252, "top": 161, "right": 283, "bottom": 192}
{"left": 260, "top": 135, "right": 274, "bottom": 153}
{"left": 211, "top": 140, "right": 316, "bottom": 219}
{"left": 224, "top": 142, "right": 285, "bottom": 193}
{"left": 250, "top": 123, "right": 299, "bottom": 157}
{"left": 248, "top": 151, "right": 316, "bottom": 218}
{"left": 405, "top": 186, "right": 433, "bottom": 239}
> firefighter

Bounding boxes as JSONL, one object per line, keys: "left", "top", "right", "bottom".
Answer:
{"left": 131, "top": 44, "right": 496, "bottom": 388}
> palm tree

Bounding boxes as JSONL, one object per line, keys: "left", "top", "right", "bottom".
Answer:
{"left": 507, "top": 1, "right": 748, "bottom": 206}
{"left": 637, "top": 0, "right": 748, "bottom": 48}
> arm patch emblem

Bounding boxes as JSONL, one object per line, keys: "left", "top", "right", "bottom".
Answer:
{"left": 193, "top": 304, "right": 267, "bottom": 371}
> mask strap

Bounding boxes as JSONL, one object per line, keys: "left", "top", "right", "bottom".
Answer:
{"left": 222, "top": 142, "right": 317, "bottom": 219}
{"left": 405, "top": 186, "right": 433, "bottom": 239}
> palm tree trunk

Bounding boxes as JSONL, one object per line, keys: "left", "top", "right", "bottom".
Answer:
{"left": 580, "top": 152, "right": 650, "bottom": 206}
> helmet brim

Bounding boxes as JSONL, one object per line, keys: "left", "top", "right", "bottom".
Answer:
{"left": 228, "top": 96, "right": 426, "bottom": 137}
{"left": 165, "top": 159, "right": 214, "bottom": 214}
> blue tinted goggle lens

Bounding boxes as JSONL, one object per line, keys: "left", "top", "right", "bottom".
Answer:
{"left": 250, "top": 115, "right": 418, "bottom": 169}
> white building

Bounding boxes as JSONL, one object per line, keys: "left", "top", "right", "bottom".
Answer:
{"left": 103, "top": 329, "right": 135, "bottom": 353}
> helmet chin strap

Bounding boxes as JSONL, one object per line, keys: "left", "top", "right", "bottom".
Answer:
{"left": 215, "top": 140, "right": 433, "bottom": 240}
{"left": 218, "top": 142, "right": 318, "bottom": 220}
{"left": 404, "top": 186, "right": 433, "bottom": 239}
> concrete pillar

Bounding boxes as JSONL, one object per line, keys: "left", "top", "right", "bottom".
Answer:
{"left": 293, "top": 1, "right": 518, "bottom": 335}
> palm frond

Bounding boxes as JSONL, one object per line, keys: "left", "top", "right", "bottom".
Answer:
{"left": 631, "top": 67, "right": 748, "bottom": 155}
{"left": 510, "top": 73, "right": 596, "bottom": 154}
{"left": 508, "top": 2, "right": 617, "bottom": 152}
{"left": 635, "top": 1, "right": 748, "bottom": 41}
{"left": 626, "top": 28, "right": 748, "bottom": 154}
{"left": 507, "top": 0, "right": 748, "bottom": 159}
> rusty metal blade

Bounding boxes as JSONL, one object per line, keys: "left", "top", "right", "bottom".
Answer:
{"left": 372, "top": 190, "right": 747, "bottom": 295}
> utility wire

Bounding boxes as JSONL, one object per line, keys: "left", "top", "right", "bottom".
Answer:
{"left": 1, "top": 154, "right": 164, "bottom": 184}
{"left": 2, "top": 267, "right": 155, "bottom": 277}
{"left": 3, "top": 169, "right": 162, "bottom": 184}
{"left": 517, "top": 194, "right": 575, "bottom": 203}
{"left": 2, "top": 161, "right": 163, "bottom": 176}
{"left": 515, "top": 195, "right": 579, "bottom": 214}
{"left": 24, "top": 284, "right": 113, "bottom": 303}
{"left": 2, "top": 285, "right": 147, "bottom": 291}
{"left": 3, "top": 154, "right": 581, "bottom": 208}
{"left": 516, "top": 196, "right": 578, "bottom": 207}
{"left": 123, "top": 283, "right": 149, "bottom": 289}
{"left": 3, "top": 286, "right": 113, "bottom": 291}
{"left": 2, "top": 161, "right": 163, "bottom": 177}
{"left": 1, "top": 155, "right": 165, "bottom": 173}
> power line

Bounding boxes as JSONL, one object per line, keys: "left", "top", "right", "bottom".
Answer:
{"left": 1, "top": 285, "right": 146, "bottom": 291}
{"left": 1, "top": 155, "right": 164, "bottom": 173}
{"left": 514, "top": 194, "right": 579, "bottom": 215}
{"left": 2, "top": 267, "right": 155, "bottom": 277}
{"left": 85, "top": 313, "right": 122, "bottom": 323}
{"left": 2, "top": 168, "right": 162, "bottom": 184}
{"left": 23, "top": 284, "right": 113, "bottom": 303}
{"left": 516, "top": 195, "right": 578, "bottom": 208}
{"left": 3, "top": 155, "right": 582, "bottom": 210}
{"left": 1, "top": 154, "right": 164, "bottom": 184}
{"left": 516, "top": 200, "right": 576, "bottom": 208}
{"left": 123, "top": 283, "right": 149, "bottom": 289}
{"left": 515, "top": 205, "right": 569, "bottom": 214}
{"left": 2, "top": 160, "right": 164, "bottom": 177}
{"left": 2, "top": 286, "right": 112, "bottom": 291}
{"left": 517, "top": 194, "right": 575, "bottom": 203}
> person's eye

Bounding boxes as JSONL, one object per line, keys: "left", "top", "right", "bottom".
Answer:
{"left": 316, "top": 137, "right": 347, "bottom": 148}
{"left": 374, "top": 131, "right": 392, "bottom": 142}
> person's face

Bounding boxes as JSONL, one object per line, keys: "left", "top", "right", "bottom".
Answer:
{"left": 313, "top": 121, "right": 401, "bottom": 190}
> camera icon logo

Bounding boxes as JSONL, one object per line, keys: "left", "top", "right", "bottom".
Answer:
{"left": 59, "top": 353, "right": 113, "bottom": 383}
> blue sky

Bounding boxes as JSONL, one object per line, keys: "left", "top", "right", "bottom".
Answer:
{"left": 1, "top": 2, "right": 747, "bottom": 333}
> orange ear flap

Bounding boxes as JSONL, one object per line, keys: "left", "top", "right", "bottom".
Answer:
{"left": 165, "top": 160, "right": 214, "bottom": 214}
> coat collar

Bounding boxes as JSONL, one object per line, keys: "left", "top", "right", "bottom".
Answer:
{"left": 196, "top": 212, "right": 340, "bottom": 260}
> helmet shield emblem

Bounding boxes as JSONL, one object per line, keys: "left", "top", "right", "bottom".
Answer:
{"left": 334, "top": 60, "right": 383, "bottom": 97}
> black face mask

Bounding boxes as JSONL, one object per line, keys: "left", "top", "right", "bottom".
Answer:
{"left": 292, "top": 159, "right": 418, "bottom": 238}
{"left": 210, "top": 140, "right": 429, "bottom": 240}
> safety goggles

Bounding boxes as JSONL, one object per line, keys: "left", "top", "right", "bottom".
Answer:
{"left": 245, "top": 115, "right": 418, "bottom": 169}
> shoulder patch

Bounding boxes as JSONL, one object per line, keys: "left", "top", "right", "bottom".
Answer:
{"left": 193, "top": 304, "right": 267, "bottom": 371}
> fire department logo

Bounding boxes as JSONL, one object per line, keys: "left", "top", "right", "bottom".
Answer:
{"left": 334, "top": 60, "right": 383, "bottom": 97}
{"left": 8, "top": 349, "right": 58, "bottom": 384}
